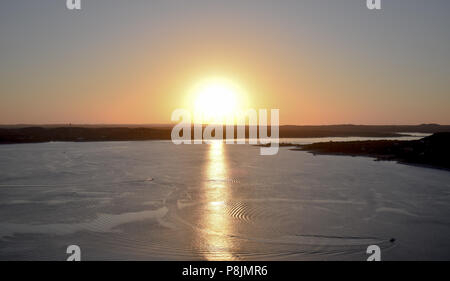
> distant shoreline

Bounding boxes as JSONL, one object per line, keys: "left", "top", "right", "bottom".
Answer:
{"left": 1, "top": 124, "right": 449, "bottom": 145}
{"left": 292, "top": 133, "right": 450, "bottom": 170}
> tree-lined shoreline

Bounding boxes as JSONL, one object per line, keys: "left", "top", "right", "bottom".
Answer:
{"left": 1, "top": 124, "right": 449, "bottom": 144}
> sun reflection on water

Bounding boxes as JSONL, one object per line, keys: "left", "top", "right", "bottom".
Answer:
{"left": 203, "top": 141, "right": 234, "bottom": 260}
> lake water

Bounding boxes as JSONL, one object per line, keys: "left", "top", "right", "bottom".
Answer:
{"left": 0, "top": 138, "right": 449, "bottom": 260}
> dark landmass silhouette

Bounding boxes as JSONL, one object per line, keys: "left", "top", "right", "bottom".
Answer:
{"left": 0, "top": 127, "right": 172, "bottom": 144}
{"left": 294, "top": 132, "right": 450, "bottom": 170}
{"left": 1, "top": 124, "right": 450, "bottom": 144}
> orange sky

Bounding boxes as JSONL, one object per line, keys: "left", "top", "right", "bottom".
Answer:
{"left": 1, "top": 1, "right": 449, "bottom": 125}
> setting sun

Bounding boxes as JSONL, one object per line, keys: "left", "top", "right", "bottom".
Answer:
{"left": 190, "top": 77, "right": 247, "bottom": 124}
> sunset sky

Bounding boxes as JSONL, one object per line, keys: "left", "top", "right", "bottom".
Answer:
{"left": 1, "top": 0, "right": 449, "bottom": 125}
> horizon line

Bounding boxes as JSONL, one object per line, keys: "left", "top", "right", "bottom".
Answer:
{"left": 0, "top": 123, "right": 448, "bottom": 127}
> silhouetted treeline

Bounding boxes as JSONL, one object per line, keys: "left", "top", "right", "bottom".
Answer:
{"left": 296, "top": 132, "right": 450, "bottom": 169}
{"left": 0, "top": 127, "right": 172, "bottom": 144}
{"left": 1, "top": 124, "right": 450, "bottom": 144}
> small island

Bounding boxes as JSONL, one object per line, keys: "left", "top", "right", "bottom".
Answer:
{"left": 294, "top": 132, "right": 450, "bottom": 170}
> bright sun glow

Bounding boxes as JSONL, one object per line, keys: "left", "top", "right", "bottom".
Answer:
{"left": 190, "top": 77, "right": 246, "bottom": 124}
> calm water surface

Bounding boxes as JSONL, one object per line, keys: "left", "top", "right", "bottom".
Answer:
{"left": 0, "top": 138, "right": 449, "bottom": 260}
